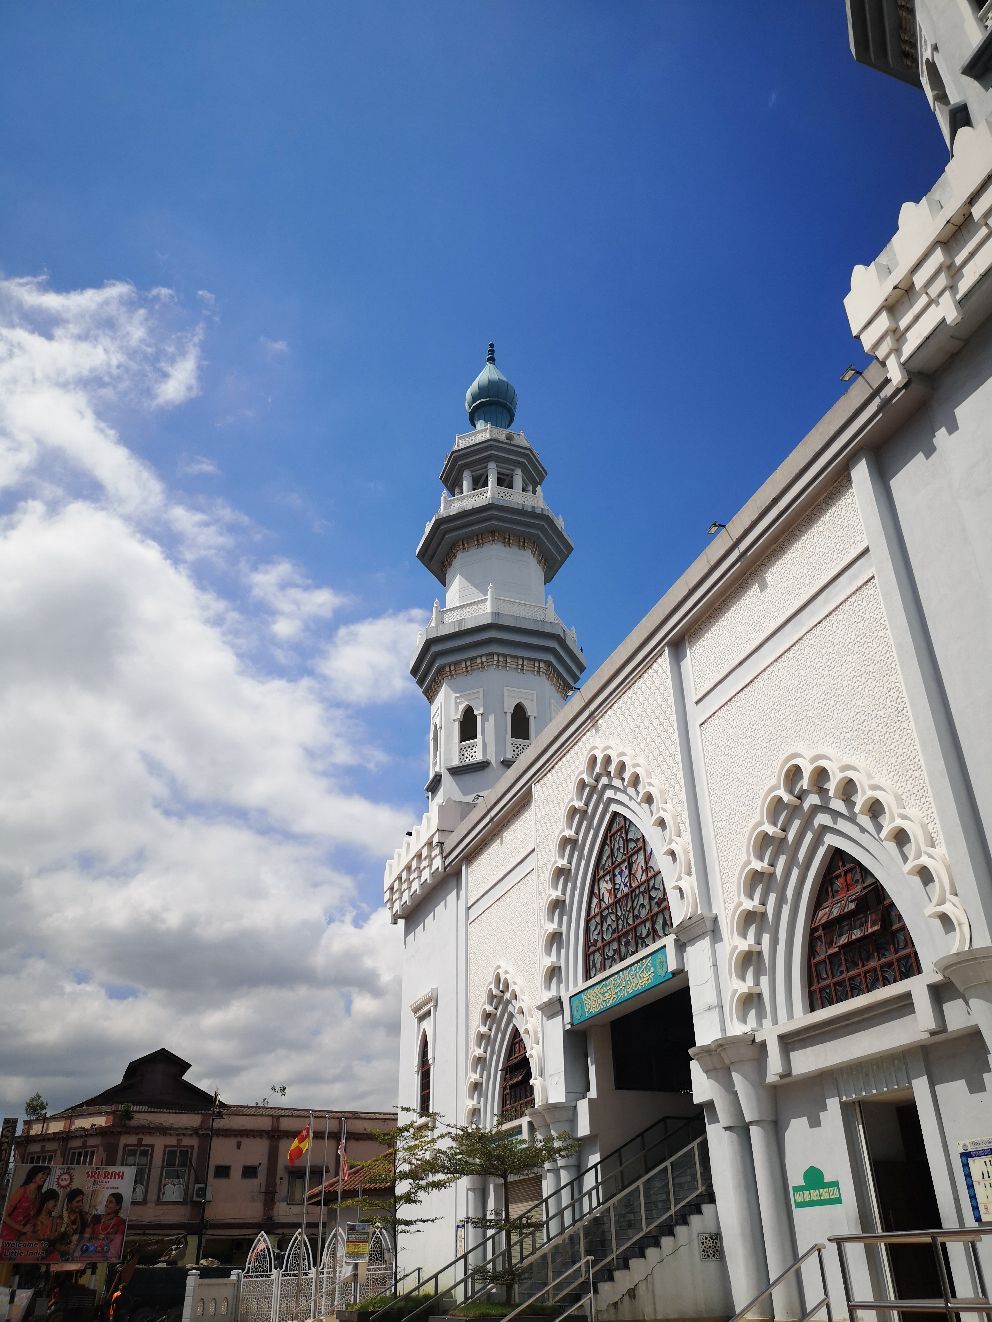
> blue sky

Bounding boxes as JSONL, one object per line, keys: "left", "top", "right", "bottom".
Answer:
{"left": 0, "top": 3, "right": 946, "bottom": 1114}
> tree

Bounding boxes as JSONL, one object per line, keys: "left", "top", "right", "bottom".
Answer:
{"left": 343, "top": 1114, "right": 451, "bottom": 1295}
{"left": 254, "top": 1082, "right": 287, "bottom": 1106}
{"left": 24, "top": 1093, "right": 47, "bottom": 1120}
{"left": 435, "top": 1121, "right": 580, "bottom": 1302}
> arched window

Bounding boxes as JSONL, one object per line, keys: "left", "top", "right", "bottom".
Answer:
{"left": 430, "top": 722, "right": 439, "bottom": 772}
{"left": 807, "top": 847, "right": 921, "bottom": 1012}
{"left": 417, "top": 1033, "right": 431, "bottom": 1115}
{"left": 509, "top": 703, "right": 530, "bottom": 741}
{"left": 499, "top": 1027, "right": 533, "bottom": 1121}
{"left": 459, "top": 705, "right": 478, "bottom": 744}
{"left": 584, "top": 812, "right": 671, "bottom": 979}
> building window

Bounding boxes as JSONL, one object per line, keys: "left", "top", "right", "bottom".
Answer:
{"left": 159, "top": 1148, "right": 191, "bottom": 1202}
{"left": 123, "top": 1146, "right": 152, "bottom": 1203}
{"left": 430, "top": 721, "right": 440, "bottom": 773}
{"left": 807, "top": 848, "right": 921, "bottom": 1012}
{"left": 584, "top": 812, "right": 671, "bottom": 979}
{"left": 458, "top": 705, "right": 479, "bottom": 762}
{"left": 418, "top": 1032, "right": 431, "bottom": 1116}
{"left": 32, "top": 1153, "right": 54, "bottom": 1166}
{"left": 499, "top": 1028, "right": 534, "bottom": 1122}
{"left": 66, "top": 1148, "right": 95, "bottom": 1167}
{"left": 508, "top": 702, "right": 531, "bottom": 760}
{"left": 286, "top": 1170, "right": 306, "bottom": 1204}
{"left": 213, "top": 1164, "right": 231, "bottom": 1179}
{"left": 241, "top": 1165, "right": 259, "bottom": 1180}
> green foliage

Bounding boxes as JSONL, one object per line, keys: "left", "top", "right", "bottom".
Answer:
{"left": 24, "top": 1092, "right": 47, "bottom": 1120}
{"left": 344, "top": 1292, "right": 437, "bottom": 1320}
{"left": 254, "top": 1083, "right": 288, "bottom": 1106}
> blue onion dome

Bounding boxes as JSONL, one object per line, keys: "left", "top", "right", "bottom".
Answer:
{"left": 465, "top": 343, "right": 518, "bottom": 429}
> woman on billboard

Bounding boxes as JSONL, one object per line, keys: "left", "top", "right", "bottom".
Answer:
{"left": 1, "top": 1166, "right": 50, "bottom": 1241}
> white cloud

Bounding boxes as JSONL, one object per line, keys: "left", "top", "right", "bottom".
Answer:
{"left": 249, "top": 558, "right": 346, "bottom": 642}
{"left": 0, "top": 276, "right": 415, "bottom": 1117}
{"left": 319, "top": 610, "right": 424, "bottom": 704}
{"left": 179, "top": 454, "right": 221, "bottom": 477}
{"left": 260, "top": 336, "right": 290, "bottom": 356}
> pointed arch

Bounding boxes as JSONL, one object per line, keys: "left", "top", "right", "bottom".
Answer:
{"left": 728, "top": 751, "right": 969, "bottom": 1028}
{"left": 282, "top": 1228, "right": 314, "bottom": 1275}
{"left": 244, "top": 1231, "right": 275, "bottom": 1276}
{"left": 417, "top": 1028, "right": 432, "bottom": 1115}
{"left": 541, "top": 746, "right": 695, "bottom": 997}
{"left": 465, "top": 965, "right": 545, "bottom": 1125}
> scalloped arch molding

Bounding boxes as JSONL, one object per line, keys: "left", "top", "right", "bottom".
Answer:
{"left": 465, "top": 965, "right": 545, "bottom": 1125}
{"left": 728, "top": 751, "right": 970, "bottom": 1026}
{"left": 541, "top": 746, "right": 696, "bottom": 997}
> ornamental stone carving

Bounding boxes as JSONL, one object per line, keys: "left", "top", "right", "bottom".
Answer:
{"left": 465, "top": 964, "right": 545, "bottom": 1126}
{"left": 541, "top": 746, "right": 696, "bottom": 997}
{"left": 727, "top": 751, "right": 970, "bottom": 1027}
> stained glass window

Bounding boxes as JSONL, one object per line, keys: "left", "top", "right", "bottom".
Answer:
{"left": 583, "top": 812, "right": 672, "bottom": 980}
{"left": 807, "top": 848, "right": 921, "bottom": 1012}
{"left": 418, "top": 1033, "right": 431, "bottom": 1115}
{"left": 499, "top": 1027, "right": 534, "bottom": 1121}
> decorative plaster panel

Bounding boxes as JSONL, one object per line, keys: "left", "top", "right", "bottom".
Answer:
{"left": 688, "top": 479, "right": 866, "bottom": 696}
{"left": 468, "top": 872, "right": 542, "bottom": 1047}
{"left": 467, "top": 802, "right": 535, "bottom": 903}
{"left": 532, "top": 650, "right": 688, "bottom": 901}
{"left": 699, "top": 576, "right": 943, "bottom": 919}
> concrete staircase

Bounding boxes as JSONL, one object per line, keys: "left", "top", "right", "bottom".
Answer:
{"left": 594, "top": 1198, "right": 730, "bottom": 1322}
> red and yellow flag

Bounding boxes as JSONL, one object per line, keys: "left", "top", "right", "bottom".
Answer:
{"left": 288, "top": 1123, "right": 310, "bottom": 1166}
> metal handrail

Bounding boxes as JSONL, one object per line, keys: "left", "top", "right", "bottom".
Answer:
{"left": 501, "top": 1255, "right": 596, "bottom": 1322}
{"left": 373, "top": 1111, "right": 702, "bottom": 1322}
{"left": 501, "top": 1134, "right": 710, "bottom": 1321}
{"left": 729, "top": 1243, "right": 833, "bottom": 1322}
{"left": 830, "top": 1225, "right": 992, "bottom": 1321}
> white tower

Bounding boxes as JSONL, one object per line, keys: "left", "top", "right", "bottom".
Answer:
{"left": 411, "top": 345, "right": 585, "bottom": 804}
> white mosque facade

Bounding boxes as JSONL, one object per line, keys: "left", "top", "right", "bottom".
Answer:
{"left": 384, "top": 4, "right": 992, "bottom": 1317}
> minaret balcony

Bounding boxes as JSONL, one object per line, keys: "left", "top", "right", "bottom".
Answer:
{"left": 414, "top": 593, "right": 580, "bottom": 654}
{"left": 416, "top": 484, "right": 573, "bottom": 584}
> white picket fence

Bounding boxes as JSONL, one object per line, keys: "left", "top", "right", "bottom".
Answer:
{"left": 199, "top": 1227, "right": 394, "bottom": 1322}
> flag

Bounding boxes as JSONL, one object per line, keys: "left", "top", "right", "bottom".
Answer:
{"left": 338, "top": 1136, "right": 349, "bottom": 1184}
{"left": 288, "top": 1123, "right": 310, "bottom": 1166}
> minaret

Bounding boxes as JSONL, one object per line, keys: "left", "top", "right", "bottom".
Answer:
{"left": 411, "top": 345, "right": 585, "bottom": 804}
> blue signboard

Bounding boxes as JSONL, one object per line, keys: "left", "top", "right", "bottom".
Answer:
{"left": 569, "top": 948, "right": 671, "bottom": 1025}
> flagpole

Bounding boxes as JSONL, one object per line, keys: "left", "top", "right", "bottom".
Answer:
{"left": 299, "top": 1110, "right": 313, "bottom": 1320}
{"left": 314, "top": 1113, "right": 329, "bottom": 1318}
{"left": 335, "top": 1116, "right": 347, "bottom": 1310}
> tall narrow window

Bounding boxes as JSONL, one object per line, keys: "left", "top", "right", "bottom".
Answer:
{"left": 509, "top": 703, "right": 531, "bottom": 760}
{"left": 499, "top": 1028, "right": 534, "bottom": 1121}
{"left": 584, "top": 813, "right": 671, "bottom": 979}
{"left": 458, "top": 705, "right": 479, "bottom": 763}
{"left": 807, "top": 848, "right": 921, "bottom": 1012}
{"left": 430, "top": 722, "right": 440, "bottom": 773}
{"left": 418, "top": 1033, "right": 431, "bottom": 1116}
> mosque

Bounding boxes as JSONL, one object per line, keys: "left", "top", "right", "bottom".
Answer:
{"left": 384, "top": 3, "right": 992, "bottom": 1318}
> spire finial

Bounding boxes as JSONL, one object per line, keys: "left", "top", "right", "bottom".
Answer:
{"left": 486, "top": 342, "right": 496, "bottom": 364}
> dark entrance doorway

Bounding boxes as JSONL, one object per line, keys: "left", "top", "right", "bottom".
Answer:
{"left": 610, "top": 985, "right": 694, "bottom": 1093}
{"left": 858, "top": 1098, "right": 944, "bottom": 1315}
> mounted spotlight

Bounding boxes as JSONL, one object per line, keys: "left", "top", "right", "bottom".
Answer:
{"left": 707, "top": 521, "right": 727, "bottom": 536}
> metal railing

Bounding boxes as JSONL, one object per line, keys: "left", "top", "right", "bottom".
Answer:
{"left": 374, "top": 1112, "right": 704, "bottom": 1322}
{"left": 501, "top": 1255, "right": 596, "bottom": 1322}
{"left": 832, "top": 1226, "right": 992, "bottom": 1321}
{"left": 729, "top": 1243, "right": 833, "bottom": 1322}
{"left": 506, "top": 1133, "right": 709, "bottom": 1314}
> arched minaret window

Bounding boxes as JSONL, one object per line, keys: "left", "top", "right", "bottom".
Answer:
{"left": 458, "top": 705, "right": 479, "bottom": 760}
{"left": 584, "top": 812, "right": 671, "bottom": 979}
{"left": 807, "top": 848, "right": 921, "bottom": 1012}
{"left": 430, "top": 721, "right": 439, "bottom": 773}
{"left": 509, "top": 702, "right": 531, "bottom": 759}
{"left": 499, "top": 1027, "right": 533, "bottom": 1122}
{"left": 417, "top": 1032, "right": 431, "bottom": 1115}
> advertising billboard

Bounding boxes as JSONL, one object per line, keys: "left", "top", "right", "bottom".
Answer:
{"left": 1, "top": 1164, "right": 137, "bottom": 1264}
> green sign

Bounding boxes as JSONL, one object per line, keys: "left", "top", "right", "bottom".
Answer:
{"left": 569, "top": 948, "right": 670, "bottom": 1025}
{"left": 792, "top": 1166, "right": 842, "bottom": 1209}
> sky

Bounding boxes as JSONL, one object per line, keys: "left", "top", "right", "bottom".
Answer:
{"left": 0, "top": 3, "right": 948, "bottom": 1120}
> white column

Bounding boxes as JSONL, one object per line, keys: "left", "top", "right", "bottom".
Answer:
{"left": 465, "top": 1174, "right": 486, "bottom": 1267}
{"left": 462, "top": 470, "right": 472, "bottom": 494}
{"left": 723, "top": 1037, "right": 802, "bottom": 1321}
{"left": 512, "top": 468, "right": 523, "bottom": 492}
{"left": 691, "top": 1048, "right": 770, "bottom": 1318}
